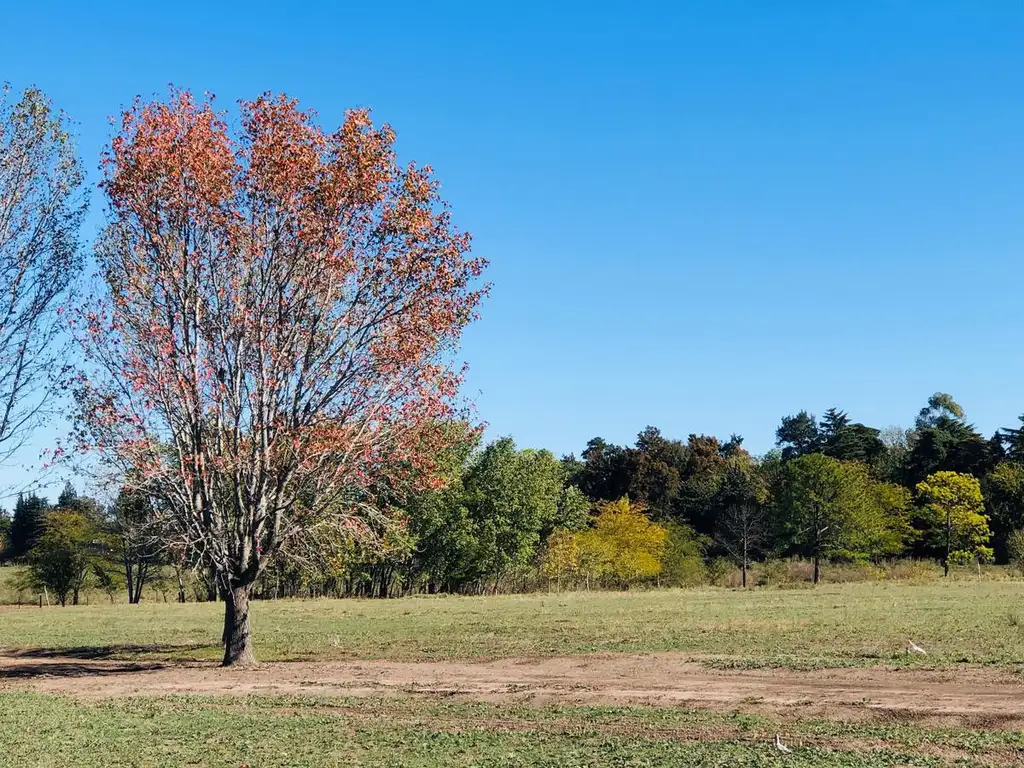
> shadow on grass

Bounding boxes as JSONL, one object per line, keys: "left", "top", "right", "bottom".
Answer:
{"left": 9, "top": 643, "right": 210, "bottom": 660}
{"left": 0, "top": 643, "right": 221, "bottom": 680}
{"left": 0, "top": 660, "right": 167, "bottom": 679}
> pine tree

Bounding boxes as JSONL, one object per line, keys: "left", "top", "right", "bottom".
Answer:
{"left": 6, "top": 493, "right": 49, "bottom": 561}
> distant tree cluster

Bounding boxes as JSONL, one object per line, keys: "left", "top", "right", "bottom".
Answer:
{"left": 249, "top": 392, "right": 1023, "bottom": 597}
{"left": 0, "top": 484, "right": 162, "bottom": 606}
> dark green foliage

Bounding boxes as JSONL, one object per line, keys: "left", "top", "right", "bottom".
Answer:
{"left": 996, "top": 414, "right": 1024, "bottom": 462}
{"left": 5, "top": 492, "right": 49, "bottom": 562}
{"left": 775, "top": 410, "right": 821, "bottom": 460}
{"left": 819, "top": 408, "right": 885, "bottom": 465}
{"left": 572, "top": 437, "right": 631, "bottom": 501}
{"left": 916, "top": 392, "right": 965, "bottom": 428}
{"left": 905, "top": 413, "right": 993, "bottom": 485}
{"left": 626, "top": 426, "right": 687, "bottom": 517}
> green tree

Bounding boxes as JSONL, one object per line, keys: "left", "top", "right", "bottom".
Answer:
{"left": 877, "top": 426, "right": 912, "bottom": 483}
{"left": 776, "top": 411, "right": 821, "bottom": 461}
{"left": 819, "top": 408, "right": 885, "bottom": 465}
{"left": 916, "top": 471, "right": 991, "bottom": 577}
{"left": 996, "top": 414, "right": 1024, "bottom": 462}
{"left": 387, "top": 424, "right": 480, "bottom": 593}
{"left": 916, "top": 393, "right": 965, "bottom": 428}
{"left": 661, "top": 521, "right": 708, "bottom": 587}
{"left": 552, "top": 485, "right": 590, "bottom": 533}
{"left": 871, "top": 481, "right": 914, "bottom": 557}
{"left": 462, "top": 438, "right": 564, "bottom": 585}
{"left": 109, "top": 488, "right": 160, "bottom": 603}
{"left": 673, "top": 434, "right": 727, "bottom": 535}
{"left": 5, "top": 492, "right": 49, "bottom": 561}
{"left": 28, "top": 506, "right": 110, "bottom": 606}
{"left": 626, "top": 427, "right": 687, "bottom": 518}
{"left": 572, "top": 437, "right": 631, "bottom": 502}
{"left": 1006, "top": 529, "right": 1024, "bottom": 575}
{"left": 906, "top": 394, "right": 994, "bottom": 484}
{"left": 776, "top": 454, "right": 891, "bottom": 584}
{"left": 984, "top": 462, "right": 1024, "bottom": 561}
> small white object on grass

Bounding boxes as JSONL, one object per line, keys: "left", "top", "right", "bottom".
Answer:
{"left": 774, "top": 734, "right": 792, "bottom": 754}
{"left": 907, "top": 640, "right": 927, "bottom": 655}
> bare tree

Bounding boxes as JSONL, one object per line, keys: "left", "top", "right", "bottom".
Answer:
{"left": 108, "top": 487, "right": 160, "bottom": 603}
{"left": 0, "top": 85, "right": 85, "bottom": 465}
{"left": 713, "top": 455, "right": 769, "bottom": 587}
{"left": 715, "top": 501, "right": 768, "bottom": 587}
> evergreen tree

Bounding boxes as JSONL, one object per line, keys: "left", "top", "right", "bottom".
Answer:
{"left": 6, "top": 493, "right": 49, "bottom": 561}
{"left": 776, "top": 411, "right": 821, "bottom": 461}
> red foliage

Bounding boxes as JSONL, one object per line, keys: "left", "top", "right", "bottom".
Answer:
{"left": 73, "top": 88, "right": 487, "bottom": 588}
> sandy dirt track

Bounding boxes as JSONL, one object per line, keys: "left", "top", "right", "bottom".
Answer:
{"left": 3, "top": 651, "right": 1023, "bottom": 728}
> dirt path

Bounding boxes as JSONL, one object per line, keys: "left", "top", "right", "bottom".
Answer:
{"left": 2, "top": 651, "right": 1022, "bottom": 728}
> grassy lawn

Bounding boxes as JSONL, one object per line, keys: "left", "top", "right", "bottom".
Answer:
{"left": 3, "top": 582, "right": 1024, "bottom": 766}
{"left": 2, "top": 581, "right": 1024, "bottom": 668}
{"left": 0, "top": 693, "right": 1019, "bottom": 768}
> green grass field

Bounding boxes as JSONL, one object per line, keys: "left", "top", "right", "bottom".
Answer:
{"left": 2, "top": 580, "right": 1023, "bottom": 668}
{"left": 3, "top": 581, "right": 1024, "bottom": 766}
{"left": 1, "top": 693, "right": 1020, "bottom": 767}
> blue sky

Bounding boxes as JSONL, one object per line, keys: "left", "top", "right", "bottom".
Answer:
{"left": 2, "top": 1, "right": 1023, "bottom": 489}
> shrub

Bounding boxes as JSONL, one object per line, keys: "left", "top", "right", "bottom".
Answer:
{"left": 660, "top": 523, "right": 708, "bottom": 587}
{"left": 1007, "top": 530, "right": 1024, "bottom": 575}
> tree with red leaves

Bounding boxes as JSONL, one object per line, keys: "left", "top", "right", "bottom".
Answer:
{"left": 73, "top": 90, "right": 487, "bottom": 665}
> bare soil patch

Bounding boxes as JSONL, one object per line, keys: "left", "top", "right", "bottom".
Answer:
{"left": 2, "top": 651, "right": 1021, "bottom": 729}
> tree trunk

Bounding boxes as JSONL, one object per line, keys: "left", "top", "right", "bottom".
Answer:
{"left": 125, "top": 555, "right": 135, "bottom": 604}
{"left": 206, "top": 567, "right": 219, "bottom": 602}
{"left": 222, "top": 584, "right": 256, "bottom": 666}
{"left": 741, "top": 538, "right": 748, "bottom": 588}
{"left": 813, "top": 554, "right": 820, "bottom": 585}
{"left": 944, "top": 512, "right": 951, "bottom": 577}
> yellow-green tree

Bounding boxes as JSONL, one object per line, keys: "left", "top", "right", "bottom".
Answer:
{"left": 870, "top": 481, "right": 915, "bottom": 557}
{"left": 541, "top": 498, "right": 668, "bottom": 589}
{"left": 28, "top": 508, "right": 110, "bottom": 606}
{"left": 916, "top": 471, "right": 991, "bottom": 576}
{"left": 589, "top": 498, "right": 668, "bottom": 585}
{"left": 541, "top": 528, "right": 581, "bottom": 588}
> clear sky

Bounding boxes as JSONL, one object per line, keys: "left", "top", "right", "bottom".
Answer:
{"left": 2, "top": 1, "right": 1023, "bottom": 489}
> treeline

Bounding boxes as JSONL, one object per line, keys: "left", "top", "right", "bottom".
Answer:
{"left": 3, "top": 391, "right": 1024, "bottom": 602}
{"left": 0, "top": 486, "right": 183, "bottom": 606}
{"left": 276, "top": 391, "right": 1024, "bottom": 596}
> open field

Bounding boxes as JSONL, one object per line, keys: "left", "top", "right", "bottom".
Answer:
{"left": 2, "top": 692, "right": 1023, "bottom": 767}
{"left": 3, "top": 582, "right": 1024, "bottom": 766}
{"left": 6, "top": 691, "right": 1024, "bottom": 768}
{"left": 3, "top": 581, "right": 1024, "bottom": 668}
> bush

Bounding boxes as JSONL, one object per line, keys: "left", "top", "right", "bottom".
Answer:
{"left": 660, "top": 523, "right": 707, "bottom": 587}
{"left": 704, "top": 557, "right": 734, "bottom": 587}
{"left": 753, "top": 558, "right": 789, "bottom": 586}
{"left": 1007, "top": 530, "right": 1024, "bottom": 575}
